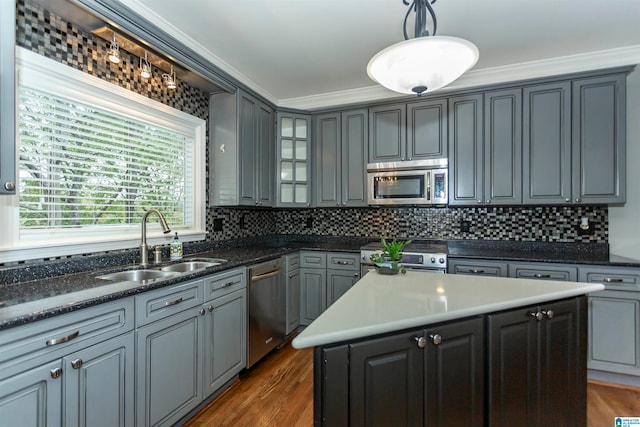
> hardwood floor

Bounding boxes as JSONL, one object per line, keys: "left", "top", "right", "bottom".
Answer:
{"left": 185, "top": 341, "right": 640, "bottom": 427}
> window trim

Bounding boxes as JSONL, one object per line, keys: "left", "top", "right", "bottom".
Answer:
{"left": 0, "top": 47, "right": 207, "bottom": 263}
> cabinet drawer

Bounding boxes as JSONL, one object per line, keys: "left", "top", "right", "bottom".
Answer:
{"left": 448, "top": 259, "right": 508, "bottom": 277}
{"left": 135, "top": 279, "right": 204, "bottom": 327}
{"left": 300, "top": 251, "right": 327, "bottom": 269}
{"left": 579, "top": 267, "right": 640, "bottom": 291}
{"left": 0, "top": 298, "right": 134, "bottom": 367}
{"left": 509, "top": 263, "right": 577, "bottom": 282}
{"left": 204, "top": 268, "right": 246, "bottom": 300}
{"left": 327, "top": 252, "right": 360, "bottom": 271}
{"left": 285, "top": 253, "right": 300, "bottom": 271}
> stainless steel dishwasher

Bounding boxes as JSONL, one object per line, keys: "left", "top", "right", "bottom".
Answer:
{"left": 247, "top": 259, "right": 286, "bottom": 367}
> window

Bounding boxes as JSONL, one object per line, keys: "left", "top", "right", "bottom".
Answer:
{"left": 0, "top": 48, "right": 206, "bottom": 263}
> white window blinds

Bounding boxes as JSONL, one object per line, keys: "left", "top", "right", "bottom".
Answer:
{"left": 18, "top": 86, "right": 194, "bottom": 232}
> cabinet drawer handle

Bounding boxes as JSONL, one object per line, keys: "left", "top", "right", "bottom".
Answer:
{"left": 71, "top": 359, "right": 83, "bottom": 369}
{"left": 46, "top": 330, "right": 80, "bottom": 346}
{"left": 533, "top": 274, "right": 551, "bottom": 278}
{"left": 222, "top": 281, "right": 238, "bottom": 288}
{"left": 334, "top": 260, "right": 351, "bottom": 265}
{"left": 164, "top": 297, "right": 183, "bottom": 307}
{"left": 470, "top": 269, "right": 485, "bottom": 274}
{"left": 50, "top": 368, "right": 63, "bottom": 379}
{"left": 603, "top": 278, "right": 624, "bottom": 283}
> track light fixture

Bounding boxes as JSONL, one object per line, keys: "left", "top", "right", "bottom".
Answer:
{"left": 162, "top": 65, "right": 177, "bottom": 89}
{"left": 107, "top": 32, "right": 120, "bottom": 64}
{"left": 139, "top": 51, "right": 152, "bottom": 79}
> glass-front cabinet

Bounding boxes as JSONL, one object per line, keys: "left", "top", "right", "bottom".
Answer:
{"left": 277, "top": 112, "right": 311, "bottom": 207}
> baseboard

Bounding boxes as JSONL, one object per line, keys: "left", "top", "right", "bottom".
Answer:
{"left": 588, "top": 369, "right": 640, "bottom": 389}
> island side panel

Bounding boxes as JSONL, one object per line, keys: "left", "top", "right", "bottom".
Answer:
{"left": 314, "top": 345, "right": 349, "bottom": 427}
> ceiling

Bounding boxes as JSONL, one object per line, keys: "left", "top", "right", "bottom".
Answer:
{"left": 121, "top": 0, "right": 640, "bottom": 109}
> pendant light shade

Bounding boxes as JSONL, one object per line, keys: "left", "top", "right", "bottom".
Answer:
{"left": 368, "top": 0, "right": 478, "bottom": 96}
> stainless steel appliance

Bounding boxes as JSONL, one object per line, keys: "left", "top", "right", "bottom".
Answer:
{"left": 367, "top": 159, "right": 448, "bottom": 206}
{"left": 248, "top": 259, "right": 286, "bottom": 368}
{"left": 360, "top": 241, "right": 448, "bottom": 276}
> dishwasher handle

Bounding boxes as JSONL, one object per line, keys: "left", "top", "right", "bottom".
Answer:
{"left": 250, "top": 269, "right": 282, "bottom": 282}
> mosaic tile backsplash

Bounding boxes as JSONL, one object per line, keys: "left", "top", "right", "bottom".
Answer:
{"left": 209, "top": 205, "right": 608, "bottom": 243}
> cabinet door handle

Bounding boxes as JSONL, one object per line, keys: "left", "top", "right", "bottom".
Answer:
{"left": 603, "top": 278, "right": 624, "bottom": 283}
{"left": 354, "top": 273, "right": 359, "bottom": 277}
{"left": 575, "top": 198, "right": 582, "bottom": 203}
{"left": 164, "top": 297, "right": 183, "bottom": 307}
{"left": 529, "top": 311, "right": 543, "bottom": 321}
{"left": 533, "top": 273, "right": 551, "bottom": 279}
{"left": 414, "top": 336, "right": 427, "bottom": 348}
{"left": 542, "top": 310, "right": 554, "bottom": 319}
{"left": 469, "top": 269, "right": 485, "bottom": 274}
{"left": 46, "top": 330, "right": 80, "bottom": 346}
{"left": 199, "top": 308, "right": 206, "bottom": 315}
{"left": 50, "top": 368, "right": 63, "bottom": 379}
{"left": 71, "top": 359, "right": 83, "bottom": 369}
{"left": 430, "top": 334, "right": 442, "bottom": 345}
{"left": 208, "top": 305, "right": 214, "bottom": 312}
{"left": 564, "top": 198, "right": 571, "bottom": 203}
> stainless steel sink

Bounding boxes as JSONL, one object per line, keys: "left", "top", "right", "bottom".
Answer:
{"left": 97, "top": 269, "right": 180, "bottom": 282}
{"left": 160, "top": 261, "right": 222, "bottom": 273}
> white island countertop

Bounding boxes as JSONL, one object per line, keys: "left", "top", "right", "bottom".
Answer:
{"left": 292, "top": 270, "right": 605, "bottom": 349}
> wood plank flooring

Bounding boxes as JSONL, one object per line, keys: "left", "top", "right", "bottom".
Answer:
{"left": 185, "top": 341, "right": 640, "bottom": 427}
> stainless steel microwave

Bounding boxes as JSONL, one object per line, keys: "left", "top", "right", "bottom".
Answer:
{"left": 367, "top": 159, "right": 448, "bottom": 205}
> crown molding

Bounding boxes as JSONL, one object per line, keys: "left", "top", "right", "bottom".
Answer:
{"left": 280, "top": 45, "right": 640, "bottom": 110}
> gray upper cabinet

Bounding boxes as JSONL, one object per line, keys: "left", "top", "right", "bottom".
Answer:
{"left": 277, "top": 112, "right": 311, "bottom": 207}
{"left": 484, "top": 89, "right": 522, "bottom": 205}
{"left": 368, "top": 103, "right": 406, "bottom": 163}
{"left": 369, "top": 100, "right": 447, "bottom": 164}
{"left": 315, "top": 109, "right": 368, "bottom": 207}
{"left": 0, "top": 0, "right": 16, "bottom": 195}
{"left": 523, "top": 82, "right": 573, "bottom": 204}
{"left": 209, "top": 90, "right": 274, "bottom": 207}
{"left": 572, "top": 74, "right": 626, "bottom": 204}
{"left": 448, "top": 94, "right": 483, "bottom": 205}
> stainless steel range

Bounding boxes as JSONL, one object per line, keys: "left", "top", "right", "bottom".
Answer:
{"left": 360, "top": 241, "right": 448, "bottom": 276}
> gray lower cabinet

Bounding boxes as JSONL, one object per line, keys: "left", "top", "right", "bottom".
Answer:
{"left": 0, "top": 299, "right": 135, "bottom": 427}
{"left": 487, "top": 297, "right": 587, "bottom": 427}
{"left": 315, "top": 109, "right": 368, "bottom": 207}
{"left": 300, "top": 251, "right": 360, "bottom": 326}
{"left": 448, "top": 258, "right": 508, "bottom": 277}
{"left": 202, "top": 269, "right": 247, "bottom": 396}
{"left": 136, "top": 306, "right": 204, "bottom": 427}
{"left": 579, "top": 266, "right": 640, "bottom": 376}
{"left": 315, "top": 316, "right": 484, "bottom": 427}
{"left": 508, "top": 262, "right": 578, "bottom": 281}
{"left": 284, "top": 254, "right": 301, "bottom": 335}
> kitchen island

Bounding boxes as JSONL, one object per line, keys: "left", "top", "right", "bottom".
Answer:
{"left": 292, "top": 271, "right": 604, "bottom": 427}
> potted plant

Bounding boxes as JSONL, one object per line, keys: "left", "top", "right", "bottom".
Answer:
{"left": 369, "top": 238, "right": 412, "bottom": 275}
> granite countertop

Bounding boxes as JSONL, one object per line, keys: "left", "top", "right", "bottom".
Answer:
{"left": 292, "top": 271, "right": 605, "bottom": 349}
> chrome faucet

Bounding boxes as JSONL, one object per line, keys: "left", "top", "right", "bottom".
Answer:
{"left": 140, "top": 209, "right": 171, "bottom": 266}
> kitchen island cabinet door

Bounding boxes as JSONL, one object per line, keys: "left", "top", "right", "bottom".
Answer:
{"left": 523, "top": 82, "right": 572, "bottom": 204}
{"left": 349, "top": 329, "right": 425, "bottom": 427}
{"left": 424, "top": 317, "right": 485, "bottom": 427}
{"left": 136, "top": 307, "right": 204, "bottom": 427}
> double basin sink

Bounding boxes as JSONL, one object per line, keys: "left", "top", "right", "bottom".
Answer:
{"left": 96, "top": 258, "right": 227, "bottom": 283}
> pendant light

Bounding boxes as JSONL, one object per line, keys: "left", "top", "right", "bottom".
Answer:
{"left": 367, "top": 0, "right": 478, "bottom": 96}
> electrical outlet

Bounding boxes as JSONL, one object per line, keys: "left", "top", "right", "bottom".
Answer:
{"left": 306, "top": 217, "right": 313, "bottom": 229}
{"left": 213, "top": 218, "right": 223, "bottom": 232}
{"left": 460, "top": 220, "right": 471, "bottom": 233}
{"left": 239, "top": 215, "right": 246, "bottom": 229}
